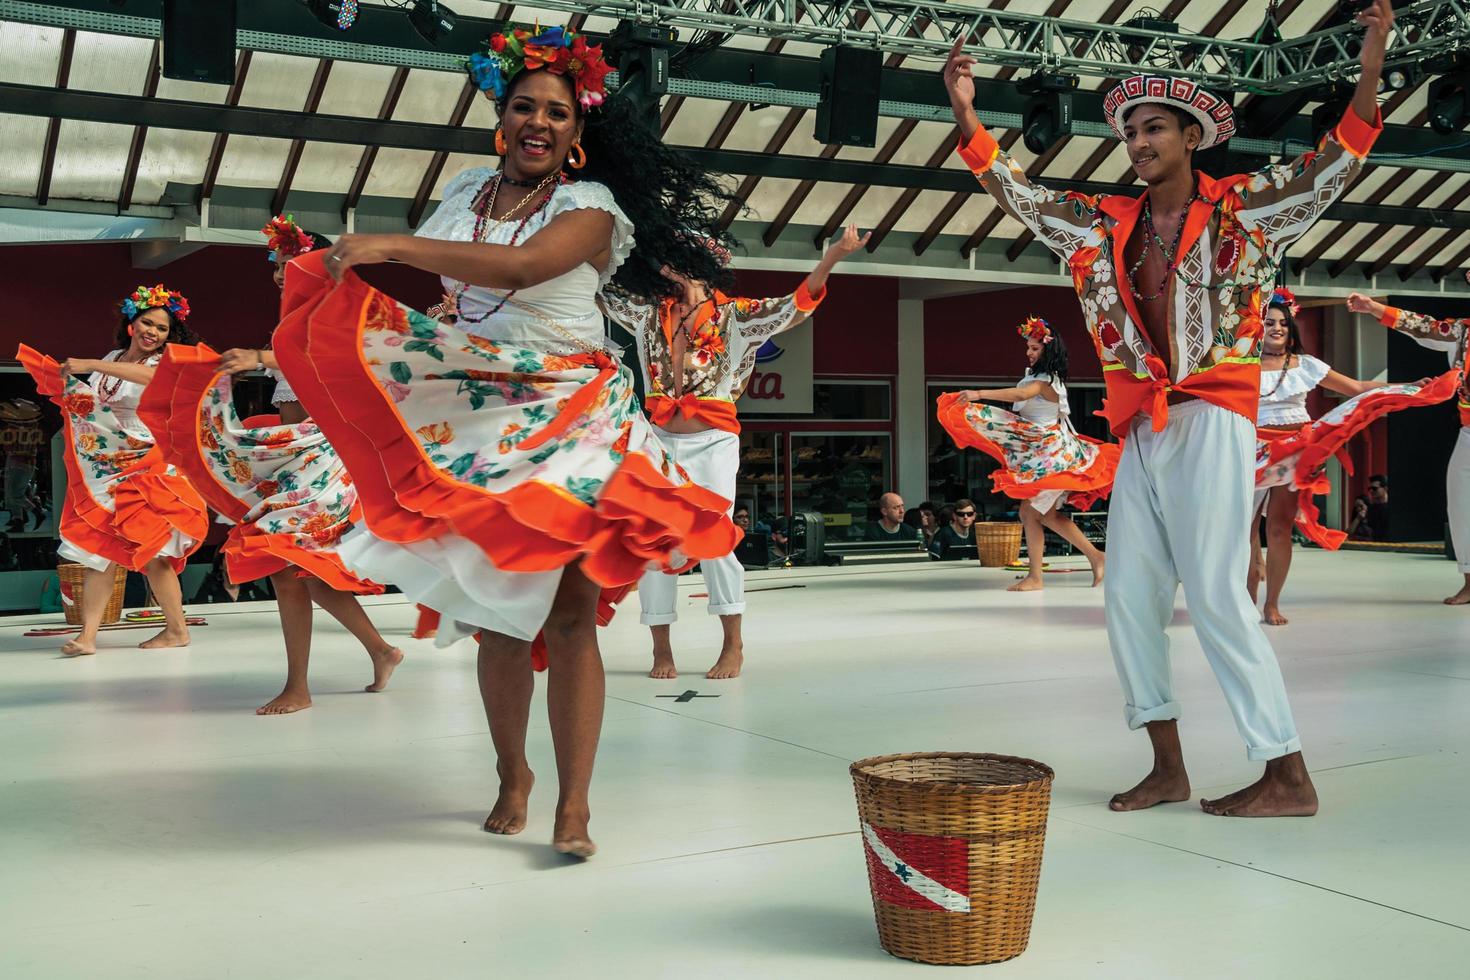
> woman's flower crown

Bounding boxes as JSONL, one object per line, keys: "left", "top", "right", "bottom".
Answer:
{"left": 262, "top": 214, "right": 317, "bottom": 260}
{"left": 1018, "top": 316, "right": 1053, "bottom": 343}
{"left": 467, "top": 25, "right": 612, "bottom": 110}
{"left": 1268, "top": 286, "right": 1301, "bottom": 318}
{"left": 121, "top": 284, "right": 190, "bottom": 323}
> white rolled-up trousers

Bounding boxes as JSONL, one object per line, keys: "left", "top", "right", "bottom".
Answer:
{"left": 639, "top": 426, "right": 745, "bottom": 624}
{"left": 1104, "top": 400, "right": 1301, "bottom": 761}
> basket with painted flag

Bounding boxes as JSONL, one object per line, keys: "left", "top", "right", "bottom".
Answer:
{"left": 850, "top": 752, "right": 1054, "bottom": 965}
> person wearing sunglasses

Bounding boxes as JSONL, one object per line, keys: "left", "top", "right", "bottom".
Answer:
{"left": 928, "top": 499, "right": 978, "bottom": 560}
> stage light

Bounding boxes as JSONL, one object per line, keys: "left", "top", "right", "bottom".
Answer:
{"left": 1429, "top": 75, "right": 1470, "bottom": 135}
{"left": 1017, "top": 73, "right": 1077, "bottom": 155}
{"left": 408, "top": 0, "right": 456, "bottom": 45}
{"left": 1377, "top": 65, "right": 1423, "bottom": 94}
{"left": 303, "top": 0, "right": 358, "bottom": 32}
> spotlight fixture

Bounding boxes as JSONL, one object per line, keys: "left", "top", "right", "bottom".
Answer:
{"left": 1308, "top": 82, "right": 1354, "bottom": 146}
{"left": 1017, "top": 73, "right": 1077, "bottom": 155}
{"left": 408, "top": 0, "right": 456, "bottom": 45}
{"left": 1377, "top": 65, "right": 1423, "bottom": 94}
{"left": 303, "top": 0, "right": 358, "bottom": 32}
{"left": 1429, "top": 75, "right": 1470, "bottom": 135}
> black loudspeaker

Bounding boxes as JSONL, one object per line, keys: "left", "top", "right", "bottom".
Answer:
{"left": 815, "top": 45, "right": 881, "bottom": 147}
{"left": 162, "top": 1, "right": 237, "bottom": 85}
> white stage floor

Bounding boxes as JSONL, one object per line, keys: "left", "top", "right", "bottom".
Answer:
{"left": 3, "top": 550, "right": 1468, "bottom": 978}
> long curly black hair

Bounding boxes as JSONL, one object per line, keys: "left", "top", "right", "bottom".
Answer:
{"left": 1031, "top": 332, "right": 1069, "bottom": 381}
{"left": 497, "top": 71, "right": 739, "bottom": 301}
{"left": 112, "top": 306, "right": 199, "bottom": 351}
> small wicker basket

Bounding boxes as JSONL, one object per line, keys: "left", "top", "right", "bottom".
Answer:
{"left": 851, "top": 752, "right": 1054, "bottom": 966}
{"left": 975, "top": 521, "right": 1022, "bottom": 567}
{"left": 57, "top": 563, "right": 127, "bottom": 626}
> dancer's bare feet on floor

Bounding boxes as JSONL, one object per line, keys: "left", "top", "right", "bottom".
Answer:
{"left": 1262, "top": 603, "right": 1289, "bottom": 626}
{"left": 1008, "top": 575, "right": 1044, "bottom": 592}
{"left": 706, "top": 643, "right": 743, "bottom": 679}
{"left": 1444, "top": 585, "right": 1470, "bottom": 605}
{"left": 139, "top": 628, "right": 190, "bottom": 649}
{"left": 483, "top": 763, "right": 534, "bottom": 835}
{"left": 1109, "top": 766, "right": 1191, "bottom": 811}
{"left": 60, "top": 638, "right": 96, "bottom": 656}
{"left": 552, "top": 800, "right": 595, "bottom": 858}
{"left": 1201, "top": 753, "right": 1318, "bottom": 817}
{"left": 257, "top": 686, "right": 312, "bottom": 715}
{"left": 1089, "top": 553, "right": 1105, "bottom": 587}
{"left": 649, "top": 650, "right": 678, "bottom": 679}
{"left": 365, "top": 645, "right": 404, "bottom": 692}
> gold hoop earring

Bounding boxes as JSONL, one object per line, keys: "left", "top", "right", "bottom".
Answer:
{"left": 494, "top": 128, "right": 507, "bottom": 156}
{"left": 568, "top": 142, "right": 587, "bottom": 169}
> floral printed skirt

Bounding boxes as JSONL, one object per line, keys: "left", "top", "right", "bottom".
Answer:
{"left": 138, "top": 343, "right": 380, "bottom": 593}
{"left": 17, "top": 345, "right": 206, "bottom": 573}
{"left": 1255, "top": 369, "right": 1461, "bottom": 549}
{"left": 936, "top": 392, "right": 1120, "bottom": 513}
{"left": 271, "top": 251, "right": 739, "bottom": 654}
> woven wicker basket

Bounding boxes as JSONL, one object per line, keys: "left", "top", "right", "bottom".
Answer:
{"left": 57, "top": 563, "right": 126, "bottom": 626}
{"left": 851, "top": 752, "right": 1054, "bottom": 966}
{"left": 975, "top": 521, "right": 1022, "bottom": 567}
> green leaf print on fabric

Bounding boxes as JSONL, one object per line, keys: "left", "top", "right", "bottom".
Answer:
{"left": 390, "top": 361, "right": 412, "bottom": 385}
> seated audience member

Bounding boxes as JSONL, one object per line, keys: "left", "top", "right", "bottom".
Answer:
{"left": 865, "top": 491, "right": 919, "bottom": 543}
{"left": 907, "top": 500, "right": 940, "bottom": 548}
{"left": 1347, "top": 494, "right": 1376, "bottom": 541}
{"left": 929, "top": 498, "right": 978, "bottom": 560}
{"left": 732, "top": 502, "right": 752, "bottom": 534}
{"left": 1366, "top": 474, "right": 1390, "bottom": 541}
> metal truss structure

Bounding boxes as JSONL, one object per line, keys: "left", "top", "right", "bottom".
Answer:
{"left": 523, "top": 0, "right": 1470, "bottom": 92}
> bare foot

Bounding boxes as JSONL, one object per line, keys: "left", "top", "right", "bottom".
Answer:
{"left": 1090, "top": 553, "right": 1105, "bottom": 587}
{"left": 60, "top": 638, "right": 96, "bottom": 656}
{"left": 483, "top": 763, "right": 534, "bottom": 835}
{"left": 1201, "top": 767, "right": 1318, "bottom": 818}
{"left": 1008, "top": 575, "right": 1044, "bottom": 592}
{"left": 1262, "top": 603, "right": 1289, "bottom": 626}
{"left": 552, "top": 801, "right": 596, "bottom": 858}
{"left": 256, "top": 688, "right": 312, "bottom": 715}
{"left": 649, "top": 650, "right": 678, "bottom": 679}
{"left": 1444, "top": 586, "right": 1470, "bottom": 605}
{"left": 139, "top": 628, "right": 190, "bottom": 650}
{"left": 365, "top": 646, "right": 404, "bottom": 692}
{"left": 706, "top": 645, "right": 743, "bottom": 680}
{"left": 1109, "top": 767, "right": 1191, "bottom": 811}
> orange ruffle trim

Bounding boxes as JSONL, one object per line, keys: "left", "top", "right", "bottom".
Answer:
{"left": 936, "top": 391, "right": 1120, "bottom": 512}
{"left": 271, "top": 251, "right": 739, "bottom": 662}
{"left": 1258, "top": 368, "right": 1462, "bottom": 550}
{"left": 137, "top": 342, "right": 381, "bottom": 594}
{"left": 17, "top": 344, "right": 207, "bottom": 573}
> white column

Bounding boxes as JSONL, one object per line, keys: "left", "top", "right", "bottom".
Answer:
{"left": 896, "top": 297, "right": 928, "bottom": 506}
{"left": 1321, "top": 303, "right": 1389, "bottom": 528}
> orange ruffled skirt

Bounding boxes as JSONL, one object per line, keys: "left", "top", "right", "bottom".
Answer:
{"left": 137, "top": 343, "right": 382, "bottom": 594}
{"left": 269, "top": 251, "right": 739, "bottom": 657}
{"left": 1255, "top": 369, "right": 1461, "bottom": 549}
{"left": 16, "top": 345, "right": 207, "bottom": 573}
{"left": 936, "top": 391, "right": 1119, "bottom": 512}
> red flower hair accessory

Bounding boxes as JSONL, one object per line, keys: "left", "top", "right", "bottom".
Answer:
{"left": 1018, "top": 316, "right": 1053, "bottom": 344}
{"left": 120, "top": 284, "right": 190, "bottom": 322}
{"left": 262, "top": 214, "right": 317, "bottom": 260}
{"left": 467, "top": 24, "right": 611, "bottom": 110}
{"left": 1268, "top": 286, "right": 1301, "bottom": 317}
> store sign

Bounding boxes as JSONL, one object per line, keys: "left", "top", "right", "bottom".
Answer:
{"left": 737, "top": 319, "right": 814, "bottom": 414}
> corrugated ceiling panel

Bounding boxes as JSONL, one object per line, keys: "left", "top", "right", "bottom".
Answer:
{"left": 360, "top": 147, "right": 434, "bottom": 201}
{"left": 239, "top": 52, "right": 320, "bottom": 112}
{"left": 47, "top": 120, "right": 133, "bottom": 202}
{"left": 130, "top": 128, "right": 216, "bottom": 205}
{"left": 0, "top": 114, "right": 50, "bottom": 197}
{"left": 67, "top": 31, "right": 152, "bottom": 95}
{"left": 290, "top": 61, "right": 401, "bottom": 196}
{"left": 0, "top": 21, "right": 61, "bottom": 86}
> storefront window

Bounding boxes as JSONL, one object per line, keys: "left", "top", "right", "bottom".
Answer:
{"left": 736, "top": 430, "right": 785, "bottom": 529}
{"left": 1, "top": 368, "right": 60, "bottom": 567}
{"left": 790, "top": 433, "right": 891, "bottom": 542}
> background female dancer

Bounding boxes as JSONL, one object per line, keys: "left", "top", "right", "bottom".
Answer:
{"left": 1251, "top": 288, "right": 1449, "bottom": 624}
{"left": 141, "top": 216, "right": 402, "bottom": 714}
{"left": 271, "top": 24, "right": 738, "bottom": 858}
{"left": 1347, "top": 290, "right": 1470, "bottom": 605}
{"left": 937, "top": 318, "right": 1113, "bottom": 591}
{"left": 600, "top": 225, "right": 868, "bottom": 680}
{"left": 16, "top": 286, "right": 208, "bottom": 654}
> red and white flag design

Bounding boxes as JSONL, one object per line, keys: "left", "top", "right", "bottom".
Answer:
{"left": 862, "top": 822, "right": 971, "bottom": 913}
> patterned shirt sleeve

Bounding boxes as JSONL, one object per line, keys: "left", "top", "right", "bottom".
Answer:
{"left": 599, "top": 292, "right": 656, "bottom": 335}
{"left": 1379, "top": 306, "right": 1469, "bottom": 361}
{"left": 955, "top": 126, "right": 1104, "bottom": 259}
{"left": 727, "top": 282, "right": 826, "bottom": 389}
{"left": 1235, "top": 107, "right": 1382, "bottom": 257}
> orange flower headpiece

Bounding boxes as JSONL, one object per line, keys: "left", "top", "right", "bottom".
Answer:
{"left": 1268, "top": 286, "right": 1301, "bottom": 318}
{"left": 262, "top": 214, "right": 317, "bottom": 261}
{"left": 467, "top": 24, "right": 612, "bottom": 110}
{"left": 1018, "top": 316, "right": 1053, "bottom": 344}
{"left": 120, "top": 284, "right": 189, "bottom": 322}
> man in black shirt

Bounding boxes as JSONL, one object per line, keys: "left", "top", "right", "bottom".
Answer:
{"left": 864, "top": 492, "right": 919, "bottom": 543}
{"left": 1366, "top": 474, "right": 1390, "bottom": 541}
{"left": 929, "top": 499, "right": 978, "bottom": 560}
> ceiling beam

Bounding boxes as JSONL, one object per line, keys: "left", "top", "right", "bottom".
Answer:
{"left": 117, "top": 39, "right": 161, "bottom": 213}
{"left": 758, "top": 144, "right": 840, "bottom": 246}
{"left": 866, "top": 127, "right": 966, "bottom": 252}
{"left": 1432, "top": 239, "right": 1470, "bottom": 282}
{"left": 1400, "top": 228, "right": 1470, "bottom": 281}
{"left": 719, "top": 106, "right": 805, "bottom": 231}
{"left": 272, "top": 59, "right": 334, "bottom": 217}
{"left": 36, "top": 28, "right": 77, "bottom": 207}
{"left": 406, "top": 80, "right": 478, "bottom": 228}
{"left": 342, "top": 66, "right": 411, "bottom": 222}
{"left": 199, "top": 51, "right": 253, "bottom": 203}
{"left": 1328, "top": 175, "right": 1444, "bottom": 278}
{"left": 1366, "top": 183, "right": 1470, "bottom": 278}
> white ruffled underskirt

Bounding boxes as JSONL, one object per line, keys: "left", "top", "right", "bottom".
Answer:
{"left": 58, "top": 532, "right": 195, "bottom": 572}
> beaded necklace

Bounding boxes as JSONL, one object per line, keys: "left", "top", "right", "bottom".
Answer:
{"left": 1126, "top": 193, "right": 1197, "bottom": 303}
{"left": 96, "top": 351, "right": 146, "bottom": 402}
{"left": 450, "top": 170, "right": 565, "bottom": 325}
{"left": 1260, "top": 349, "right": 1294, "bottom": 398}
